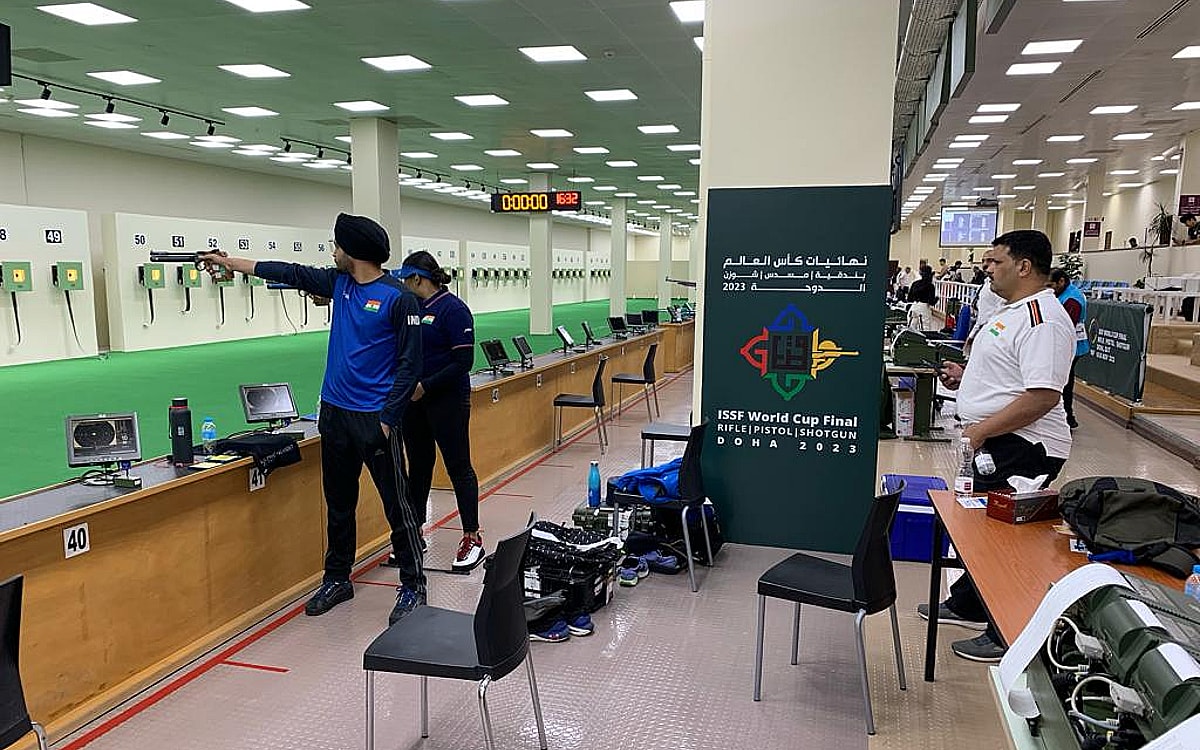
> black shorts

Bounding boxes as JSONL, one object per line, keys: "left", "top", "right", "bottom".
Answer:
{"left": 975, "top": 433, "right": 1066, "bottom": 492}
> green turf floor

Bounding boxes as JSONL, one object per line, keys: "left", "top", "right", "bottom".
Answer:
{"left": 0, "top": 297, "right": 679, "bottom": 499}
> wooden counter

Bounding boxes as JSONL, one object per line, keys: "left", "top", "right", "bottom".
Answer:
{"left": 661, "top": 320, "right": 696, "bottom": 373}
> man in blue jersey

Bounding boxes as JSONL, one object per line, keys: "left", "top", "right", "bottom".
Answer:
{"left": 200, "top": 213, "right": 426, "bottom": 625}
{"left": 1049, "top": 269, "right": 1089, "bottom": 429}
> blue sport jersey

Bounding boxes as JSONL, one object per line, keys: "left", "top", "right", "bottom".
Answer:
{"left": 254, "top": 261, "right": 421, "bottom": 426}
{"left": 417, "top": 289, "right": 474, "bottom": 396}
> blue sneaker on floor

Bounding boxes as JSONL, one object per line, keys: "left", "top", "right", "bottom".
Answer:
{"left": 567, "top": 613, "right": 595, "bottom": 636}
{"left": 388, "top": 586, "right": 426, "bottom": 626}
{"left": 640, "top": 550, "right": 680, "bottom": 574}
{"left": 618, "top": 566, "right": 639, "bottom": 587}
{"left": 529, "top": 619, "right": 571, "bottom": 642}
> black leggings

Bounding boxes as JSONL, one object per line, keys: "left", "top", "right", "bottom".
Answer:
{"left": 402, "top": 389, "right": 480, "bottom": 533}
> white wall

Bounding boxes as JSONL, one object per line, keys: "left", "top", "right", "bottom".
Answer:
{"left": 0, "top": 130, "right": 614, "bottom": 349}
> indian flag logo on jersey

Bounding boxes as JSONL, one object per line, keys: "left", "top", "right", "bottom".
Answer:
{"left": 422, "top": 314, "right": 435, "bottom": 324}
{"left": 988, "top": 321, "right": 1006, "bottom": 337}
{"left": 364, "top": 299, "right": 382, "bottom": 313}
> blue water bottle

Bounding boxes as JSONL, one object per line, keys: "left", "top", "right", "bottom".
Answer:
{"left": 1186, "top": 565, "right": 1200, "bottom": 602}
{"left": 588, "top": 460, "right": 601, "bottom": 508}
{"left": 200, "top": 416, "right": 218, "bottom": 455}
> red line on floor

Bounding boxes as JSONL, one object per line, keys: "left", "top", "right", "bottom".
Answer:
{"left": 355, "top": 579, "right": 398, "bottom": 588}
{"left": 220, "top": 660, "right": 290, "bottom": 674}
{"left": 63, "top": 368, "right": 690, "bottom": 748}
{"left": 490, "top": 492, "right": 533, "bottom": 498}
{"left": 535, "top": 463, "right": 573, "bottom": 468}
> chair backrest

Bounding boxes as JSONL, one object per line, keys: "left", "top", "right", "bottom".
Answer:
{"left": 677, "top": 421, "right": 709, "bottom": 504}
{"left": 851, "top": 479, "right": 905, "bottom": 614}
{"left": 473, "top": 520, "right": 535, "bottom": 678}
{"left": 641, "top": 343, "right": 658, "bottom": 383}
{"left": 0, "top": 575, "right": 33, "bottom": 750}
{"left": 591, "top": 357, "right": 608, "bottom": 406}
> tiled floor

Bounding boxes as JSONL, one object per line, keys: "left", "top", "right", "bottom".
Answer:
{"left": 55, "top": 372, "right": 1200, "bottom": 750}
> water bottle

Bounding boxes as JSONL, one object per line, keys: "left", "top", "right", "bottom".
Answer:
{"left": 200, "top": 416, "right": 218, "bottom": 455}
{"left": 954, "top": 437, "right": 974, "bottom": 498}
{"left": 169, "top": 397, "right": 194, "bottom": 466}
{"left": 974, "top": 448, "right": 996, "bottom": 476}
{"left": 587, "top": 460, "right": 601, "bottom": 508}
{"left": 1186, "top": 565, "right": 1200, "bottom": 602}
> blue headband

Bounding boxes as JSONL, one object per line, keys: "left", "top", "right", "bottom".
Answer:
{"left": 398, "top": 265, "right": 433, "bottom": 280}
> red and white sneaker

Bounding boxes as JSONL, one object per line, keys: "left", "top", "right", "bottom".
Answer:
{"left": 453, "top": 534, "right": 485, "bottom": 571}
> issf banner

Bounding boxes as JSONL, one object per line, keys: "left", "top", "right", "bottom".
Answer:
{"left": 1076, "top": 299, "right": 1151, "bottom": 402}
{"left": 700, "top": 186, "right": 889, "bottom": 553}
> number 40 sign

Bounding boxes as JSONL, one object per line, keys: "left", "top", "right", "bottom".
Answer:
{"left": 63, "top": 522, "right": 90, "bottom": 559}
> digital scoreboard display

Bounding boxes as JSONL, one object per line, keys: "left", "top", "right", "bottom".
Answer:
{"left": 939, "top": 207, "right": 999, "bottom": 248}
{"left": 490, "top": 191, "right": 582, "bottom": 214}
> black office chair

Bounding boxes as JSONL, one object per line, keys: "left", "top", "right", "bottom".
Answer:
{"left": 553, "top": 356, "right": 608, "bottom": 454}
{"left": 751, "top": 478, "right": 907, "bottom": 736}
{"left": 363, "top": 521, "right": 546, "bottom": 750}
{"left": 610, "top": 343, "right": 660, "bottom": 421}
{"left": 607, "top": 421, "right": 714, "bottom": 592}
{"left": 0, "top": 576, "right": 48, "bottom": 750}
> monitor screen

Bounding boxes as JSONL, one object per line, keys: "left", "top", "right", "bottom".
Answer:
{"left": 625, "top": 313, "right": 642, "bottom": 327}
{"left": 66, "top": 412, "right": 141, "bottom": 467}
{"left": 555, "top": 325, "right": 576, "bottom": 349}
{"left": 480, "top": 339, "right": 510, "bottom": 368}
{"left": 939, "top": 207, "right": 998, "bottom": 248}
{"left": 240, "top": 383, "right": 299, "bottom": 423}
{"left": 511, "top": 335, "right": 533, "bottom": 359}
{"left": 582, "top": 321, "right": 597, "bottom": 342}
{"left": 608, "top": 316, "right": 628, "bottom": 333}
{"left": 641, "top": 310, "right": 660, "bottom": 326}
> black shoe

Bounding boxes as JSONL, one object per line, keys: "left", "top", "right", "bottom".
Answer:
{"left": 917, "top": 602, "right": 987, "bottom": 630}
{"left": 1067, "top": 415, "right": 1079, "bottom": 429}
{"left": 951, "top": 633, "right": 1006, "bottom": 662}
{"left": 389, "top": 586, "right": 427, "bottom": 626}
{"left": 305, "top": 580, "right": 353, "bottom": 616}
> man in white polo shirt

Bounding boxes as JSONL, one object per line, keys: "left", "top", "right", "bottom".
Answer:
{"left": 917, "top": 229, "right": 1075, "bottom": 663}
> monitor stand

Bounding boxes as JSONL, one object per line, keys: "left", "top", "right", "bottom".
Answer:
{"left": 519, "top": 356, "right": 535, "bottom": 370}
{"left": 490, "top": 365, "right": 515, "bottom": 377}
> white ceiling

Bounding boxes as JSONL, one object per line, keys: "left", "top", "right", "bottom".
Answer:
{"left": 0, "top": 0, "right": 705, "bottom": 225}
{"left": 901, "top": 0, "right": 1200, "bottom": 226}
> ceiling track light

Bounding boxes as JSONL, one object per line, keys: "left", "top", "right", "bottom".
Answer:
{"left": 104, "top": 98, "right": 115, "bottom": 114}
{"left": 160, "top": 110, "right": 170, "bottom": 126}
{"left": 317, "top": 147, "right": 325, "bottom": 159}
{"left": 283, "top": 140, "right": 292, "bottom": 153}
{"left": 40, "top": 83, "right": 52, "bottom": 101}
{"left": 206, "top": 122, "right": 216, "bottom": 137}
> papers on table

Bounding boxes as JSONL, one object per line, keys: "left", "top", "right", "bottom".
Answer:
{"left": 955, "top": 495, "right": 987, "bottom": 509}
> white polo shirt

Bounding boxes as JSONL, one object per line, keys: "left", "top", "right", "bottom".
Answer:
{"left": 957, "top": 288, "right": 1075, "bottom": 459}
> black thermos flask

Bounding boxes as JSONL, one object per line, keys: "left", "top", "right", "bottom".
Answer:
{"left": 169, "top": 397, "right": 194, "bottom": 465}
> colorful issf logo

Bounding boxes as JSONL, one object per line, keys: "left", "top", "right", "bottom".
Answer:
{"left": 739, "top": 305, "right": 859, "bottom": 401}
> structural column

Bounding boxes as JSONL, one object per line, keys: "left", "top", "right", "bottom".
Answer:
{"left": 528, "top": 173, "right": 553, "bottom": 335}
{"left": 1175, "top": 130, "right": 1200, "bottom": 227}
{"left": 1081, "top": 165, "right": 1105, "bottom": 253}
{"left": 998, "top": 205, "right": 1016, "bottom": 235}
{"left": 657, "top": 214, "right": 672, "bottom": 308}
{"left": 909, "top": 215, "right": 925, "bottom": 270}
{"left": 610, "top": 199, "right": 628, "bottom": 318}
{"left": 1031, "top": 195, "right": 1049, "bottom": 233}
{"left": 688, "top": 223, "right": 701, "bottom": 302}
{"left": 349, "top": 118, "right": 401, "bottom": 244}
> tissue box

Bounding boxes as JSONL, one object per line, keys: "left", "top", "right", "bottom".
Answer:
{"left": 985, "top": 489, "right": 1060, "bottom": 524}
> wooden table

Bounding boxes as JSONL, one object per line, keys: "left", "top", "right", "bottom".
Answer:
{"left": 660, "top": 320, "right": 695, "bottom": 373}
{"left": 922, "top": 489, "right": 1179, "bottom": 681}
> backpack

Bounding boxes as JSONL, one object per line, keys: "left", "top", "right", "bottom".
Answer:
{"left": 1059, "top": 477, "right": 1200, "bottom": 578}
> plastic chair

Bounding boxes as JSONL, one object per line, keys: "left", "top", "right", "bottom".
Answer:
{"left": 752, "top": 478, "right": 907, "bottom": 736}
{"left": 0, "top": 576, "right": 48, "bottom": 750}
{"left": 363, "top": 521, "right": 546, "bottom": 750}
{"left": 607, "top": 421, "right": 714, "bottom": 592}
{"left": 610, "top": 343, "right": 660, "bottom": 421}
{"left": 553, "top": 356, "right": 608, "bottom": 454}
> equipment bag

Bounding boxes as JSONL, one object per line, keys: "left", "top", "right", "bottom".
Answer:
{"left": 1059, "top": 477, "right": 1200, "bottom": 578}
{"left": 647, "top": 503, "right": 724, "bottom": 565}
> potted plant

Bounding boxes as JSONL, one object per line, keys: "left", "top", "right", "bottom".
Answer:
{"left": 1149, "top": 202, "right": 1174, "bottom": 247}
{"left": 1055, "top": 252, "right": 1084, "bottom": 281}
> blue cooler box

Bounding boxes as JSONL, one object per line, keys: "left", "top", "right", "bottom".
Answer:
{"left": 885, "top": 474, "right": 950, "bottom": 563}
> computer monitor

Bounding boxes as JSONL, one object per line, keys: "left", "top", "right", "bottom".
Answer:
{"left": 511, "top": 335, "right": 535, "bottom": 368}
{"left": 556, "top": 325, "right": 582, "bottom": 354}
{"left": 668, "top": 306, "right": 683, "bottom": 324}
{"left": 625, "top": 313, "right": 644, "bottom": 330}
{"left": 480, "top": 338, "right": 513, "bottom": 375}
{"left": 66, "top": 412, "right": 141, "bottom": 468}
{"left": 581, "top": 320, "right": 599, "bottom": 347}
{"left": 641, "top": 309, "right": 660, "bottom": 327}
{"left": 239, "top": 383, "right": 299, "bottom": 424}
{"left": 608, "top": 316, "right": 629, "bottom": 337}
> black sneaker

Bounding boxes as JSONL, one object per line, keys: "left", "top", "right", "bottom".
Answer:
{"left": 917, "top": 602, "right": 987, "bottom": 630}
{"left": 951, "top": 633, "right": 1006, "bottom": 662}
{"left": 305, "top": 580, "right": 353, "bottom": 616}
{"left": 1067, "top": 415, "right": 1079, "bottom": 429}
{"left": 388, "top": 585, "right": 426, "bottom": 626}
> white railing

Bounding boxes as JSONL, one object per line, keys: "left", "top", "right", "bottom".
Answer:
{"left": 934, "top": 280, "right": 982, "bottom": 306}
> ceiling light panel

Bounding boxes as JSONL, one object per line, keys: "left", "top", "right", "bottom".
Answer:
{"left": 667, "top": 144, "right": 701, "bottom": 152}
{"left": 519, "top": 46, "right": 586, "bottom": 63}
{"left": 86, "top": 70, "right": 159, "bottom": 86}
{"left": 530, "top": 129, "right": 573, "bottom": 138}
{"left": 455, "top": 94, "right": 507, "bottom": 106}
{"left": 1066, "top": 157, "right": 1098, "bottom": 164}
{"left": 689, "top": 158, "right": 701, "bottom": 166}
{"left": 586, "top": 89, "right": 637, "bottom": 102}
{"left": 1013, "top": 159, "right": 1043, "bottom": 165}
{"left": 607, "top": 160, "right": 638, "bottom": 167}
{"left": 86, "top": 112, "right": 140, "bottom": 122}
{"left": 954, "top": 135, "right": 988, "bottom": 142}
{"left": 1173, "top": 46, "right": 1200, "bottom": 59}
{"left": 219, "top": 63, "right": 290, "bottom": 78}
{"left": 1109, "top": 169, "right": 1139, "bottom": 175}
{"left": 575, "top": 146, "right": 609, "bottom": 154}
{"left": 222, "top": 106, "right": 278, "bottom": 117}
{"left": 362, "top": 55, "right": 432, "bottom": 72}
{"left": 991, "top": 173, "right": 1017, "bottom": 179}
{"left": 694, "top": 37, "right": 704, "bottom": 51}
{"left": 1113, "top": 132, "right": 1152, "bottom": 140}
{"left": 500, "top": 178, "right": 528, "bottom": 185}
{"left": 1006, "top": 62, "right": 1061, "bottom": 75}
{"left": 37, "top": 3, "right": 136, "bottom": 25}
{"left": 15, "top": 98, "right": 77, "bottom": 110}
{"left": 484, "top": 149, "right": 521, "bottom": 157}
{"left": 142, "top": 131, "right": 189, "bottom": 140}
{"left": 450, "top": 164, "right": 483, "bottom": 171}
{"left": 1047, "top": 135, "right": 1084, "bottom": 142}
{"left": 1174, "top": 102, "right": 1200, "bottom": 111}
{"left": 84, "top": 120, "right": 136, "bottom": 129}
{"left": 429, "top": 132, "right": 472, "bottom": 140}
{"left": 638, "top": 124, "right": 679, "bottom": 134}
{"left": 526, "top": 162, "right": 559, "bottom": 169}
{"left": 669, "top": 1, "right": 704, "bottom": 23}
{"left": 593, "top": 186, "right": 618, "bottom": 191}
{"left": 969, "top": 114, "right": 1009, "bottom": 124}
{"left": 567, "top": 176, "right": 595, "bottom": 183}
{"left": 401, "top": 151, "right": 437, "bottom": 158}
{"left": 1090, "top": 105, "right": 1136, "bottom": 114}
{"left": 1021, "top": 40, "right": 1082, "bottom": 55}
{"left": 977, "top": 103, "right": 1021, "bottom": 113}
{"left": 1037, "top": 172, "right": 1065, "bottom": 177}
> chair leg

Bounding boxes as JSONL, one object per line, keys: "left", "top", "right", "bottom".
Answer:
{"left": 791, "top": 603, "right": 802, "bottom": 666}
{"left": 641, "top": 439, "right": 648, "bottom": 468}
{"left": 643, "top": 384, "right": 653, "bottom": 421}
{"left": 699, "top": 503, "right": 715, "bottom": 567}
{"left": 681, "top": 505, "right": 698, "bottom": 592}
{"left": 610, "top": 382, "right": 616, "bottom": 421}
{"left": 554, "top": 406, "right": 561, "bottom": 450}
{"left": 753, "top": 594, "right": 766, "bottom": 701}
{"left": 31, "top": 722, "right": 47, "bottom": 750}
{"left": 526, "top": 652, "right": 549, "bottom": 750}
{"left": 651, "top": 382, "right": 661, "bottom": 416}
{"left": 477, "top": 675, "right": 496, "bottom": 750}
{"left": 594, "top": 408, "right": 606, "bottom": 454}
{"left": 854, "top": 609, "right": 876, "bottom": 735}
{"left": 890, "top": 603, "right": 908, "bottom": 691}
{"left": 420, "top": 675, "right": 429, "bottom": 738}
{"left": 365, "top": 671, "right": 375, "bottom": 750}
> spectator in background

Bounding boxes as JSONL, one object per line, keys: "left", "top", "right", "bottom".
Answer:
{"left": 1176, "top": 213, "right": 1200, "bottom": 246}
{"left": 907, "top": 266, "right": 942, "bottom": 332}
{"left": 971, "top": 266, "right": 987, "bottom": 286}
{"left": 1050, "top": 269, "right": 1089, "bottom": 430}
{"left": 936, "top": 258, "right": 949, "bottom": 279}
{"left": 1128, "top": 237, "right": 1139, "bottom": 249}
{"left": 896, "top": 266, "right": 915, "bottom": 299}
